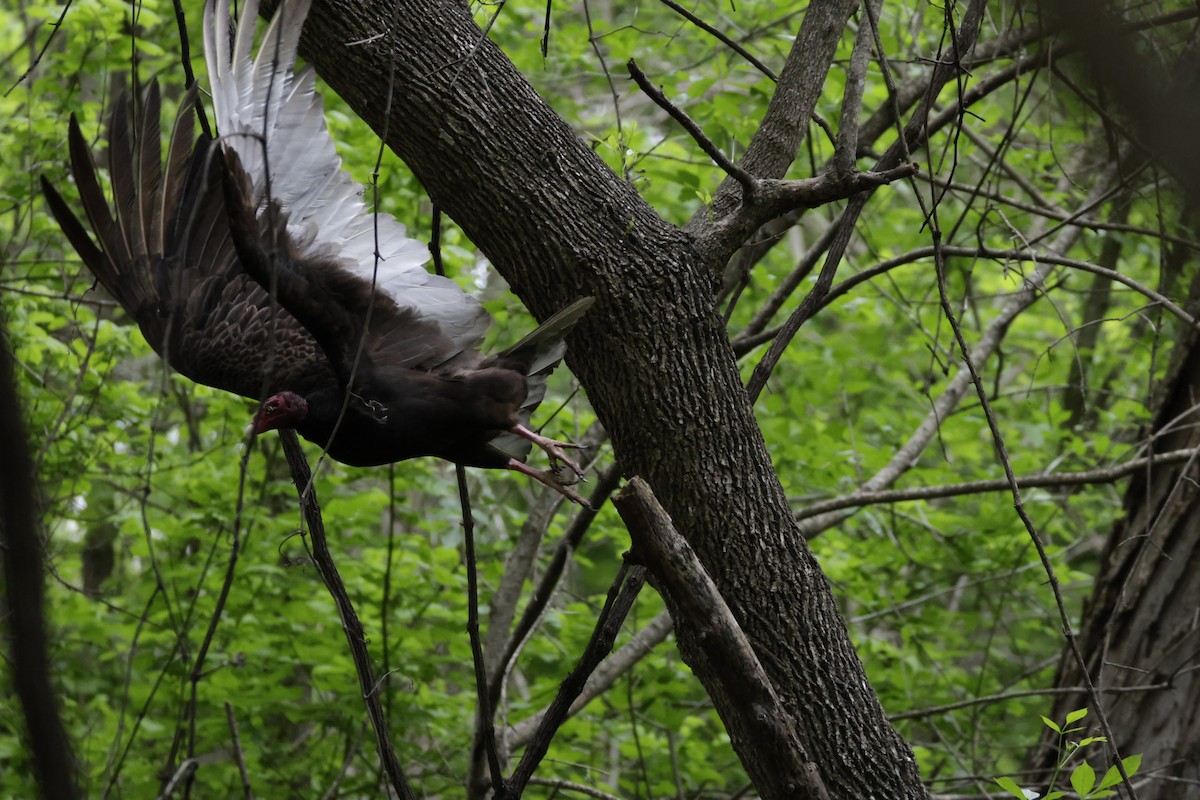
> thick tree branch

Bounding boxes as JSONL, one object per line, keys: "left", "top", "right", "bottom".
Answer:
{"left": 614, "top": 478, "right": 829, "bottom": 800}
{"left": 832, "top": 0, "right": 879, "bottom": 177}
{"left": 718, "top": 4, "right": 1055, "bottom": 299}
{"left": 703, "top": 164, "right": 918, "bottom": 259}
{"left": 708, "top": 0, "right": 986, "bottom": 341}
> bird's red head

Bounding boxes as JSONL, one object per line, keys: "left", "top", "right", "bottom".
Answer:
{"left": 254, "top": 391, "right": 309, "bottom": 434}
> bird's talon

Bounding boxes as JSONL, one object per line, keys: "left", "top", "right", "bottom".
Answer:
{"left": 550, "top": 462, "right": 582, "bottom": 486}
{"left": 507, "top": 457, "right": 592, "bottom": 507}
{"left": 543, "top": 472, "right": 592, "bottom": 508}
{"left": 551, "top": 453, "right": 586, "bottom": 481}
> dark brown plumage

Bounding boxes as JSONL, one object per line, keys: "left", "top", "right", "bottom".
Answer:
{"left": 41, "top": 0, "right": 592, "bottom": 504}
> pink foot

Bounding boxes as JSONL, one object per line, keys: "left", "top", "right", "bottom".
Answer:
{"left": 507, "top": 459, "right": 594, "bottom": 508}
{"left": 511, "top": 423, "right": 587, "bottom": 482}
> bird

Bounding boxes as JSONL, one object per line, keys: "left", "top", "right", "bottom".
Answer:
{"left": 39, "top": 0, "right": 594, "bottom": 505}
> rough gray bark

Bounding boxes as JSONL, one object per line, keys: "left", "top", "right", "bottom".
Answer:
{"left": 274, "top": 0, "right": 928, "bottom": 795}
{"left": 1033, "top": 269, "right": 1200, "bottom": 796}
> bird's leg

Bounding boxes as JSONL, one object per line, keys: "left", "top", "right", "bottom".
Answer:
{"left": 506, "top": 459, "right": 594, "bottom": 509}
{"left": 510, "top": 423, "right": 587, "bottom": 481}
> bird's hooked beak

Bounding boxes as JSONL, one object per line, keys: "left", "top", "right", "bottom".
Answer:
{"left": 244, "top": 404, "right": 270, "bottom": 440}
{"left": 249, "top": 391, "right": 309, "bottom": 438}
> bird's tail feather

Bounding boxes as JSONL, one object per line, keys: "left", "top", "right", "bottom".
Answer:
{"left": 485, "top": 296, "right": 594, "bottom": 461}
{"left": 41, "top": 81, "right": 201, "bottom": 355}
{"left": 497, "top": 296, "right": 595, "bottom": 376}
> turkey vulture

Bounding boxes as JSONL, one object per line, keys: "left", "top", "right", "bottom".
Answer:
{"left": 40, "top": 0, "right": 593, "bottom": 505}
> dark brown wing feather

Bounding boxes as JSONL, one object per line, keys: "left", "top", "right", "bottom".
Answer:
{"left": 41, "top": 80, "right": 334, "bottom": 401}
{"left": 220, "top": 147, "right": 456, "bottom": 388}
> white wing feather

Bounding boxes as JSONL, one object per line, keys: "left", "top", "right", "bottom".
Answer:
{"left": 203, "top": 0, "right": 489, "bottom": 353}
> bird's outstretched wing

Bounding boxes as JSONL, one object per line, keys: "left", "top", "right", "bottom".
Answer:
{"left": 204, "top": 0, "right": 491, "bottom": 376}
{"left": 41, "top": 82, "right": 336, "bottom": 401}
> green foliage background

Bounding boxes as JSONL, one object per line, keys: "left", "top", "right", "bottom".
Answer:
{"left": 1, "top": 0, "right": 1188, "bottom": 797}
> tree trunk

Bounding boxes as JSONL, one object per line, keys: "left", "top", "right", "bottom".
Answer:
{"left": 272, "top": 0, "right": 928, "bottom": 795}
{"left": 1033, "top": 265, "right": 1200, "bottom": 796}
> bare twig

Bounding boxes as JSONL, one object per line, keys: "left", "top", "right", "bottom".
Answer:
{"left": 526, "top": 776, "right": 624, "bottom": 799}
{"left": 657, "top": 0, "right": 778, "bottom": 81}
{"left": 500, "top": 556, "right": 646, "bottom": 799}
{"left": 745, "top": 193, "right": 860, "bottom": 403}
{"left": 507, "top": 609, "right": 673, "bottom": 748}
{"left": 458, "top": 464, "right": 503, "bottom": 792}
{"left": 4, "top": 0, "right": 71, "bottom": 97}
{"left": 183, "top": 420, "right": 257, "bottom": 787}
{"left": 793, "top": 447, "right": 1200, "bottom": 522}
{"left": 627, "top": 58, "right": 758, "bottom": 198}
{"left": 929, "top": 202, "right": 1134, "bottom": 798}
{"left": 320, "top": 725, "right": 366, "bottom": 800}
{"left": 156, "top": 759, "right": 198, "bottom": 799}
{"left": 582, "top": 0, "right": 624, "bottom": 149}
{"left": 727, "top": 211, "right": 841, "bottom": 336}
{"left": 734, "top": 240, "right": 1198, "bottom": 357}
{"left": 488, "top": 461, "right": 624, "bottom": 713}
{"left": 795, "top": 156, "right": 1123, "bottom": 540}
{"left": 224, "top": 703, "right": 253, "bottom": 800}
{"left": 483, "top": 445, "right": 582, "bottom": 682}
{"left": 890, "top": 682, "right": 1172, "bottom": 723}
{"left": 102, "top": 626, "right": 182, "bottom": 799}
{"left": 861, "top": 0, "right": 910, "bottom": 164}
{"left": 170, "top": 0, "right": 210, "bottom": 136}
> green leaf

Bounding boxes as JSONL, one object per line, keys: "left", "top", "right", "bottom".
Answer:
{"left": 1096, "top": 753, "right": 1142, "bottom": 790}
{"left": 1065, "top": 708, "right": 1089, "bottom": 724}
{"left": 1071, "top": 760, "right": 1096, "bottom": 797}
{"left": 993, "top": 777, "right": 1031, "bottom": 799}
{"left": 1041, "top": 715, "right": 1062, "bottom": 733}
